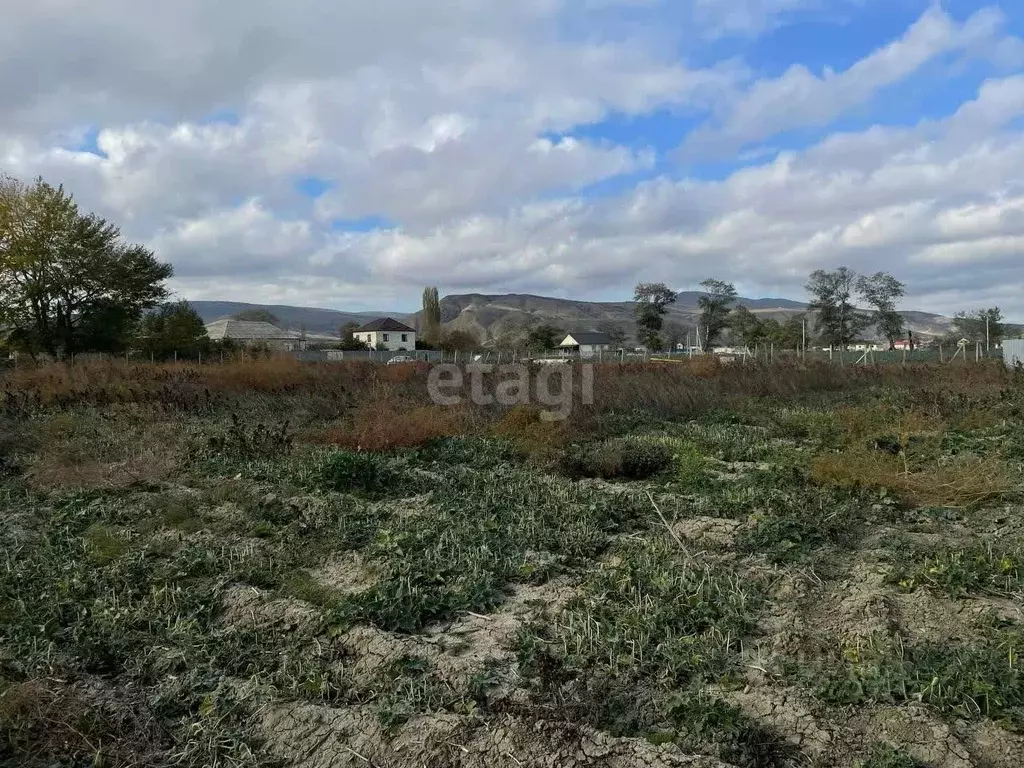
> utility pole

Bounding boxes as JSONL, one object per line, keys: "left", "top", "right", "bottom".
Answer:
{"left": 986, "top": 315, "right": 991, "bottom": 353}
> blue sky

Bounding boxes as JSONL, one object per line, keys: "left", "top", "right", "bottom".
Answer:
{"left": 3, "top": 0, "right": 1024, "bottom": 316}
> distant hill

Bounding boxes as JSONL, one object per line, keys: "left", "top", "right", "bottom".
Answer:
{"left": 188, "top": 294, "right": 976, "bottom": 348}
{"left": 189, "top": 302, "right": 401, "bottom": 335}
{"left": 406, "top": 293, "right": 956, "bottom": 347}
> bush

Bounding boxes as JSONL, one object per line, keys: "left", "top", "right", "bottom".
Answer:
{"left": 560, "top": 437, "right": 673, "bottom": 480}
{"left": 492, "top": 405, "right": 570, "bottom": 460}
{"left": 207, "top": 413, "right": 293, "bottom": 459}
{"left": 311, "top": 450, "right": 428, "bottom": 499}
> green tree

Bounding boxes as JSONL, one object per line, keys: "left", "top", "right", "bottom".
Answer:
{"left": 663, "top": 321, "right": 685, "bottom": 351}
{"left": 136, "top": 301, "right": 209, "bottom": 359}
{"left": 857, "top": 272, "right": 906, "bottom": 350}
{"left": 698, "top": 279, "right": 738, "bottom": 352}
{"left": 634, "top": 282, "right": 676, "bottom": 350}
{"left": 778, "top": 314, "right": 809, "bottom": 351}
{"left": 439, "top": 328, "right": 479, "bottom": 352}
{"left": 806, "top": 267, "right": 868, "bottom": 349}
{"left": 729, "top": 305, "right": 766, "bottom": 349}
{"left": 526, "top": 323, "right": 563, "bottom": 352}
{"left": 232, "top": 308, "right": 281, "bottom": 325}
{"left": 0, "top": 175, "right": 172, "bottom": 358}
{"left": 953, "top": 308, "right": 1005, "bottom": 347}
{"left": 421, "top": 286, "right": 442, "bottom": 346}
{"left": 338, "top": 321, "right": 369, "bottom": 350}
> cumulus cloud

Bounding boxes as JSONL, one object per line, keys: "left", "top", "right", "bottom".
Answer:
{"left": 2, "top": 1, "right": 1024, "bottom": 316}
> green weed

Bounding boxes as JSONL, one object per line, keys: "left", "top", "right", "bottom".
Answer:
{"left": 807, "top": 632, "right": 1024, "bottom": 726}
{"left": 855, "top": 743, "right": 927, "bottom": 768}
{"left": 891, "top": 544, "right": 1023, "bottom": 598}
{"left": 311, "top": 450, "right": 430, "bottom": 500}
{"left": 559, "top": 437, "right": 673, "bottom": 480}
{"left": 516, "top": 538, "right": 764, "bottom": 755}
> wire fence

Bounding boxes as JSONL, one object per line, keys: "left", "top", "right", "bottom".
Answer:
{"left": 1, "top": 342, "right": 1011, "bottom": 370}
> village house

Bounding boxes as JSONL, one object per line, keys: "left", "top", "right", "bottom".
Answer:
{"left": 354, "top": 318, "right": 416, "bottom": 351}
{"left": 204, "top": 319, "right": 307, "bottom": 350}
{"left": 558, "top": 332, "right": 613, "bottom": 358}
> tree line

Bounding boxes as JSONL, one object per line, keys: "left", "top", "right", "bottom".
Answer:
{"left": 632, "top": 269, "right": 1007, "bottom": 353}
{"left": 1, "top": 174, "right": 1011, "bottom": 359}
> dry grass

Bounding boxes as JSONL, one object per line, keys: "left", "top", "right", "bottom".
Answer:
{"left": 811, "top": 449, "right": 1010, "bottom": 508}
{"left": 320, "top": 402, "right": 479, "bottom": 451}
{"left": 831, "top": 406, "right": 946, "bottom": 444}
{"left": 491, "top": 405, "right": 572, "bottom": 460}
{"left": 0, "top": 679, "right": 168, "bottom": 768}
{"left": 25, "top": 411, "right": 187, "bottom": 491}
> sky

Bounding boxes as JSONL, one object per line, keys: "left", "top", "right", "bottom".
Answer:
{"left": 2, "top": 1, "right": 1024, "bottom": 317}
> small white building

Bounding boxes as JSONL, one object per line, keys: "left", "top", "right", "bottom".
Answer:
{"left": 558, "top": 332, "right": 613, "bottom": 359}
{"left": 354, "top": 318, "right": 416, "bottom": 351}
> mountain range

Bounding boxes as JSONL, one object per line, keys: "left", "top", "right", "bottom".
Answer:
{"left": 191, "top": 294, "right": 965, "bottom": 346}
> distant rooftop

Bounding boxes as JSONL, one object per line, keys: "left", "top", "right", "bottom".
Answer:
{"left": 205, "top": 319, "right": 303, "bottom": 341}
{"left": 357, "top": 317, "right": 415, "bottom": 333}
{"left": 561, "top": 331, "right": 612, "bottom": 346}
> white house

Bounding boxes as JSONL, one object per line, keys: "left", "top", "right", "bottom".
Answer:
{"left": 354, "top": 318, "right": 416, "bottom": 351}
{"left": 558, "top": 332, "right": 613, "bottom": 358}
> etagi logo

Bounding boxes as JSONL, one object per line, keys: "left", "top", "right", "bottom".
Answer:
{"left": 427, "top": 363, "right": 594, "bottom": 421}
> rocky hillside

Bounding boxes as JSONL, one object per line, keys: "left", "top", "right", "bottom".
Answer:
{"left": 190, "top": 294, "right": 969, "bottom": 348}
{"left": 410, "top": 293, "right": 956, "bottom": 347}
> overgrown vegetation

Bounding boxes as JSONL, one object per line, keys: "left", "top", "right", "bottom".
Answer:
{"left": 1, "top": 357, "right": 1022, "bottom": 767}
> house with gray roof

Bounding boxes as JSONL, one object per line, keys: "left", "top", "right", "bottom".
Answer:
{"left": 354, "top": 318, "right": 416, "bottom": 351}
{"left": 558, "top": 331, "right": 613, "bottom": 358}
{"left": 204, "top": 319, "right": 307, "bottom": 350}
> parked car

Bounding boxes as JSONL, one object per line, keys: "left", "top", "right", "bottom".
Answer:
{"left": 386, "top": 355, "right": 416, "bottom": 365}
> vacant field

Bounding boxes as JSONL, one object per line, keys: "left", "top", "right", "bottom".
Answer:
{"left": 1, "top": 358, "right": 1022, "bottom": 768}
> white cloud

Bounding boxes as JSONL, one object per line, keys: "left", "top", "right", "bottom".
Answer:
{"left": 2, "top": 1, "right": 1024, "bottom": 317}
{"left": 680, "top": 5, "right": 1018, "bottom": 158}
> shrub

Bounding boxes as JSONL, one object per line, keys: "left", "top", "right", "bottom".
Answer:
{"left": 207, "top": 413, "right": 293, "bottom": 459}
{"left": 560, "top": 437, "right": 674, "bottom": 480}
{"left": 492, "top": 405, "right": 570, "bottom": 460}
{"left": 311, "top": 450, "right": 427, "bottom": 499}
